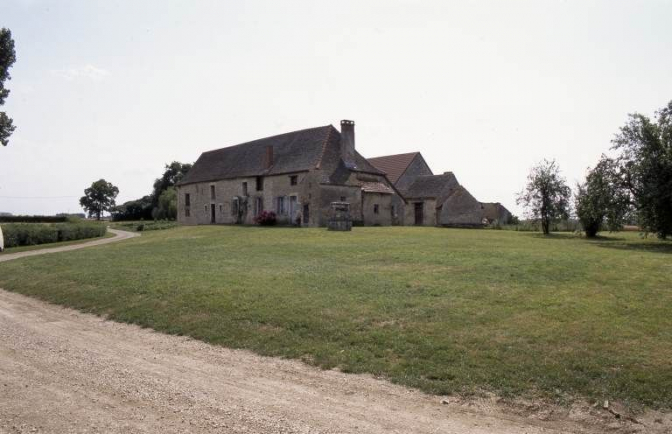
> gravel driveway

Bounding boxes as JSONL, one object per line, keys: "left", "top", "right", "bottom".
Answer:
{"left": 1, "top": 289, "right": 661, "bottom": 434}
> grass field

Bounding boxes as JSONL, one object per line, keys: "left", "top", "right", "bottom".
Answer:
{"left": 0, "top": 226, "right": 670, "bottom": 409}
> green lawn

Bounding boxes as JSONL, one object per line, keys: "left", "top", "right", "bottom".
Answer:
{"left": 0, "top": 226, "right": 670, "bottom": 409}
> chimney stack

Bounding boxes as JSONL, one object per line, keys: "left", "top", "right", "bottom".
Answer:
{"left": 263, "top": 145, "right": 274, "bottom": 169}
{"left": 340, "top": 120, "right": 356, "bottom": 168}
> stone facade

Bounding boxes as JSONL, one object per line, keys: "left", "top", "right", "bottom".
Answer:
{"left": 438, "top": 186, "right": 484, "bottom": 227}
{"left": 394, "top": 154, "right": 433, "bottom": 193}
{"left": 177, "top": 121, "right": 404, "bottom": 227}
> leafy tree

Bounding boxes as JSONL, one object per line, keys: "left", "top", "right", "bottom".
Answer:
{"left": 80, "top": 179, "right": 119, "bottom": 220}
{"left": 517, "top": 159, "right": 572, "bottom": 235}
{"left": 0, "top": 28, "right": 17, "bottom": 146}
{"left": 612, "top": 101, "right": 672, "bottom": 239}
{"left": 152, "top": 187, "right": 177, "bottom": 220}
{"left": 112, "top": 195, "right": 153, "bottom": 221}
{"left": 152, "top": 161, "right": 192, "bottom": 207}
{"left": 575, "top": 156, "right": 630, "bottom": 237}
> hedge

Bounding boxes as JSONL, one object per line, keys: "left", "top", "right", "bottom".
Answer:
{"left": 0, "top": 215, "right": 70, "bottom": 223}
{"left": 1, "top": 223, "right": 107, "bottom": 248}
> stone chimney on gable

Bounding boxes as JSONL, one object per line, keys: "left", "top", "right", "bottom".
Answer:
{"left": 340, "top": 120, "right": 356, "bottom": 168}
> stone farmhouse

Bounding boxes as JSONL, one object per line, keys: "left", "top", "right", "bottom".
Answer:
{"left": 176, "top": 120, "right": 510, "bottom": 227}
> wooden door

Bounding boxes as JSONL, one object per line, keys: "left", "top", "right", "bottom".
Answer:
{"left": 414, "top": 202, "right": 423, "bottom": 225}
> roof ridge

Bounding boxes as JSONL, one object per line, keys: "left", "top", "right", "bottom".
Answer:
{"left": 201, "top": 125, "right": 332, "bottom": 154}
{"left": 367, "top": 151, "right": 420, "bottom": 161}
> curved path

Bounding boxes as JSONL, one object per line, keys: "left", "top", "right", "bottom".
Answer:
{"left": 0, "top": 228, "right": 139, "bottom": 262}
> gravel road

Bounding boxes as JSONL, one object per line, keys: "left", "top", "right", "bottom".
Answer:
{"left": 1, "top": 289, "right": 661, "bottom": 434}
{"left": 0, "top": 228, "right": 139, "bottom": 263}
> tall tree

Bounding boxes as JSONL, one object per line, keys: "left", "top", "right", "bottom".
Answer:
{"left": 152, "top": 161, "right": 192, "bottom": 206}
{"left": 80, "top": 179, "right": 119, "bottom": 220}
{"left": 517, "top": 159, "right": 572, "bottom": 235}
{"left": 0, "top": 28, "right": 17, "bottom": 146}
{"left": 612, "top": 101, "right": 672, "bottom": 239}
{"left": 575, "top": 156, "right": 630, "bottom": 237}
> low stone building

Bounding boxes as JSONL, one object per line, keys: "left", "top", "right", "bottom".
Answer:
{"left": 176, "top": 121, "right": 405, "bottom": 227}
{"left": 368, "top": 152, "right": 505, "bottom": 227}
{"left": 481, "top": 202, "right": 512, "bottom": 224}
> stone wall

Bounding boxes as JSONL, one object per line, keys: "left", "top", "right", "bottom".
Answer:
{"left": 395, "top": 154, "right": 433, "bottom": 192}
{"left": 177, "top": 171, "right": 313, "bottom": 226}
{"left": 438, "top": 187, "right": 484, "bottom": 226}
{"left": 177, "top": 168, "right": 406, "bottom": 227}
{"left": 362, "top": 192, "right": 394, "bottom": 226}
{"left": 404, "top": 199, "right": 437, "bottom": 226}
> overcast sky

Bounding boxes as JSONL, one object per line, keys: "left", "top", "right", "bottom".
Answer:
{"left": 1, "top": 0, "right": 671, "bottom": 216}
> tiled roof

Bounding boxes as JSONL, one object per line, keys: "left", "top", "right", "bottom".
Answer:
{"left": 361, "top": 182, "right": 394, "bottom": 194}
{"left": 178, "top": 125, "right": 383, "bottom": 185}
{"left": 367, "top": 152, "right": 420, "bottom": 184}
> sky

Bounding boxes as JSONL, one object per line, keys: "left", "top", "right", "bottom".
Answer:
{"left": 1, "top": 0, "right": 671, "bottom": 216}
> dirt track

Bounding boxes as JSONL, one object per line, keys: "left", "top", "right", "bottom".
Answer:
{"left": 2, "top": 289, "right": 667, "bottom": 434}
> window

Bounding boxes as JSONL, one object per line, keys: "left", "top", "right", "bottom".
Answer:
{"left": 276, "top": 196, "right": 285, "bottom": 214}
{"left": 210, "top": 185, "right": 216, "bottom": 200}
{"left": 242, "top": 182, "right": 248, "bottom": 196}
{"left": 185, "top": 193, "right": 191, "bottom": 207}
{"left": 290, "top": 175, "right": 298, "bottom": 186}
{"left": 255, "top": 197, "right": 263, "bottom": 216}
{"left": 256, "top": 176, "right": 264, "bottom": 191}
{"left": 340, "top": 196, "right": 346, "bottom": 202}
{"left": 185, "top": 208, "right": 190, "bottom": 217}
{"left": 391, "top": 205, "right": 396, "bottom": 218}
{"left": 219, "top": 204, "right": 223, "bottom": 213}
{"left": 374, "top": 204, "right": 379, "bottom": 214}
{"left": 204, "top": 205, "right": 208, "bottom": 212}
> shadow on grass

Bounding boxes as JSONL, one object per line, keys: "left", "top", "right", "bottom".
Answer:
{"left": 592, "top": 240, "right": 672, "bottom": 255}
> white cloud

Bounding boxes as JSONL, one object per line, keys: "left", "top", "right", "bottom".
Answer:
{"left": 52, "top": 64, "right": 110, "bottom": 82}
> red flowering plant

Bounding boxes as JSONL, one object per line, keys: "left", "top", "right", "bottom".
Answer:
{"left": 254, "top": 210, "right": 277, "bottom": 226}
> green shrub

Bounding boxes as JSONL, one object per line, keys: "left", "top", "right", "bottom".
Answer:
{"left": 0, "top": 215, "right": 68, "bottom": 223}
{"left": 1, "top": 222, "right": 106, "bottom": 248}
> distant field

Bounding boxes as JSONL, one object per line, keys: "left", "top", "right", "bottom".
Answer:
{"left": 0, "top": 226, "right": 670, "bottom": 409}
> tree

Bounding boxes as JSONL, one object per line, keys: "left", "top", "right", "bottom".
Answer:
{"left": 80, "top": 179, "right": 119, "bottom": 220}
{"left": 612, "top": 101, "right": 672, "bottom": 239}
{"left": 152, "top": 187, "right": 177, "bottom": 220}
{"left": 517, "top": 159, "right": 572, "bottom": 235}
{"left": 0, "top": 28, "right": 17, "bottom": 146}
{"left": 111, "top": 195, "right": 153, "bottom": 221}
{"left": 152, "top": 161, "right": 192, "bottom": 207}
{"left": 575, "top": 156, "right": 630, "bottom": 237}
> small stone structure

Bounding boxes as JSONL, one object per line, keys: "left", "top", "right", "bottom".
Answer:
{"left": 327, "top": 202, "right": 352, "bottom": 231}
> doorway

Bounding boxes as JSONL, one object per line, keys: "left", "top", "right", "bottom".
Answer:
{"left": 210, "top": 203, "right": 216, "bottom": 224}
{"left": 302, "top": 204, "right": 310, "bottom": 225}
{"left": 414, "top": 202, "right": 423, "bottom": 225}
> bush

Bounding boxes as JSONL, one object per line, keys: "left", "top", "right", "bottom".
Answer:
{"left": 1, "top": 222, "right": 106, "bottom": 248}
{"left": 0, "top": 215, "right": 68, "bottom": 223}
{"left": 254, "top": 211, "right": 277, "bottom": 226}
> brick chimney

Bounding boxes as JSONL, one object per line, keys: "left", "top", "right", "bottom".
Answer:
{"left": 263, "top": 145, "right": 274, "bottom": 169}
{"left": 340, "top": 120, "right": 356, "bottom": 168}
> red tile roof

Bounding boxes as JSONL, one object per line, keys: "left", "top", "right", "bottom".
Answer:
{"left": 367, "top": 152, "right": 420, "bottom": 184}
